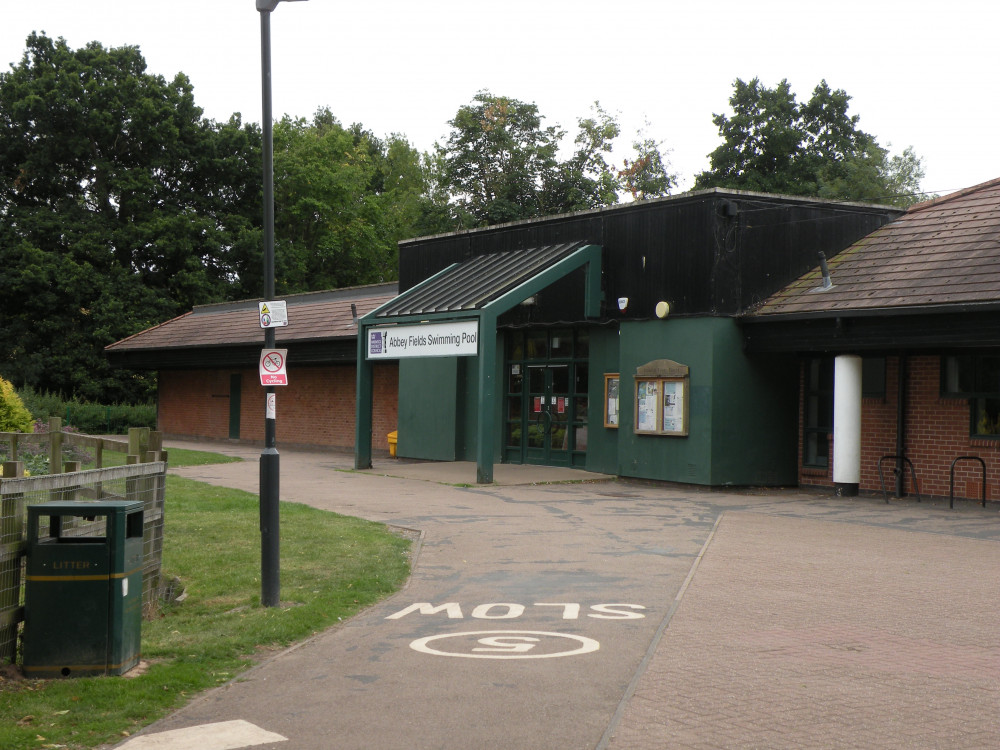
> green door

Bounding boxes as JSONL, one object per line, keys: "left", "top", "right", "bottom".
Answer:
{"left": 228, "top": 374, "right": 241, "bottom": 439}
{"left": 525, "top": 365, "right": 571, "bottom": 465}
{"left": 504, "top": 329, "right": 589, "bottom": 467}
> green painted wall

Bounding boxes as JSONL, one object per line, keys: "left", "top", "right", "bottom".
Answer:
{"left": 707, "top": 322, "right": 798, "bottom": 485}
{"left": 396, "top": 320, "right": 797, "bottom": 485}
{"left": 616, "top": 318, "right": 798, "bottom": 485}
{"left": 396, "top": 357, "right": 458, "bottom": 460}
{"left": 397, "top": 333, "right": 505, "bottom": 463}
{"left": 585, "top": 326, "right": 620, "bottom": 474}
{"left": 617, "top": 319, "right": 715, "bottom": 483}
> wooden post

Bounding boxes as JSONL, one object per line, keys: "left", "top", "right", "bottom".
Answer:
{"left": 0, "top": 461, "right": 25, "bottom": 663}
{"left": 47, "top": 417, "right": 63, "bottom": 475}
{"left": 128, "top": 427, "right": 150, "bottom": 459}
{"left": 62, "top": 461, "right": 81, "bottom": 502}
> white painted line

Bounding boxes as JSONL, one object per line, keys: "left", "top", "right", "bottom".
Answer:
{"left": 117, "top": 719, "right": 287, "bottom": 749}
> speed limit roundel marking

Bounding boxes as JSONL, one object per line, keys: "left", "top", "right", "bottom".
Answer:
{"left": 409, "top": 630, "right": 600, "bottom": 659}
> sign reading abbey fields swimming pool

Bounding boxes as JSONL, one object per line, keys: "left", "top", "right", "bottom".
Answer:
{"left": 367, "top": 319, "right": 478, "bottom": 359}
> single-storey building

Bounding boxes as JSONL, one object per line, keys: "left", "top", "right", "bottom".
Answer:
{"left": 118, "top": 181, "right": 998, "bottom": 503}
{"left": 106, "top": 284, "right": 399, "bottom": 452}
{"left": 354, "top": 188, "right": 902, "bottom": 484}
{"left": 743, "top": 177, "right": 1000, "bottom": 502}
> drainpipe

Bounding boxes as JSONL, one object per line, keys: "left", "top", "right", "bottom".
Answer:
{"left": 896, "top": 354, "right": 908, "bottom": 497}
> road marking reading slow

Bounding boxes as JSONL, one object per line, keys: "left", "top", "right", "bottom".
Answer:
{"left": 386, "top": 602, "right": 646, "bottom": 620}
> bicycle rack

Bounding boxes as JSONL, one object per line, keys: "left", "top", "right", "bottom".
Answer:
{"left": 949, "top": 456, "right": 987, "bottom": 509}
{"left": 877, "top": 455, "right": 921, "bottom": 505}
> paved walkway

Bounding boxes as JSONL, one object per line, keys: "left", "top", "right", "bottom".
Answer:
{"left": 116, "top": 442, "right": 1000, "bottom": 749}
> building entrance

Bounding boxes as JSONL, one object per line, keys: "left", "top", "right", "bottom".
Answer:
{"left": 504, "top": 329, "right": 588, "bottom": 467}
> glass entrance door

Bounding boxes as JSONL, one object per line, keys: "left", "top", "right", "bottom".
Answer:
{"left": 504, "top": 329, "right": 589, "bottom": 467}
{"left": 526, "top": 365, "right": 571, "bottom": 464}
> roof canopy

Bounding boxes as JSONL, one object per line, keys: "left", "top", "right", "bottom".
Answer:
{"left": 373, "top": 242, "right": 600, "bottom": 321}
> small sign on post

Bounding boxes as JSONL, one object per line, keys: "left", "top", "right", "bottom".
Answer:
{"left": 259, "top": 348, "right": 289, "bottom": 386}
{"left": 259, "top": 300, "right": 288, "bottom": 329}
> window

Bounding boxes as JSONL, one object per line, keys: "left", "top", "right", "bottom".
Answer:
{"left": 941, "top": 355, "right": 1000, "bottom": 437}
{"left": 803, "top": 358, "right": 833, "bottom": 468}
{"left": 862, "top": 357, "right": 886, "bottom": 399}
{"left": 803, "top": 356, "right": 887, "bottom": 467}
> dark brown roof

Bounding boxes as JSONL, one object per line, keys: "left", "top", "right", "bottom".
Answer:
{"left": 751, "top": 177, "right": 1000, "bottom": 317}
{"left": 106, "top": 283, "right": 397, "bottom": 353}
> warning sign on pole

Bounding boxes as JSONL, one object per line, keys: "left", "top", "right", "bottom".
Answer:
{"left": 259, "top": 300, "right": 289, "bottom": 328}
{"left": 259, "top": 349, "right": 289, "bottom": 386}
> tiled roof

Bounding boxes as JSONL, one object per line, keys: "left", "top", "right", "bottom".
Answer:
{"left": 106, "top": 283, "right": 397, "bottom": 352}
{"left": 751, "top": 178, "right": 1000, "bottom": 317}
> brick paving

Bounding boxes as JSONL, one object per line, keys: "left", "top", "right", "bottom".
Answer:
{"left": 606, "top": 511, "right": 1000, "bottom": 749}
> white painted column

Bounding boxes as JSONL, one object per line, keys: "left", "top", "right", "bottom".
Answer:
{"left": 833, "top": 354, "right": 863, "bottom": 496}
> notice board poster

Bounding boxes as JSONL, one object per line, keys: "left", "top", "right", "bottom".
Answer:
{"left": 636, "top": 380, "right": 658, "bottom": 432}
{"left": 604, "top": 374, "right": 620, "bottom": 428}
{"left": 662, "top": 380, "right": 684, "bottom": 433}
{"left": 633, "top": 375, "right": 689, "bottom": 436}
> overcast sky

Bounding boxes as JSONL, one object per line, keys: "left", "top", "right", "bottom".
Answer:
{"left": 3, "top": 1, "right": 996, "bottom": 198}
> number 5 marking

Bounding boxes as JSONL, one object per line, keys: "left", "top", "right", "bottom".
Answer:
{"left": 473, "top": 636, "right": 540, "bottom": 654}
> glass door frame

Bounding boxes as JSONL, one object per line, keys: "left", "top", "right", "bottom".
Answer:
{"left": 503, "top": 328, "right": 589, "bottom": 467}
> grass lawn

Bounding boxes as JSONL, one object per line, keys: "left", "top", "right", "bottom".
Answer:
{"left": 0, "top": 450, "right": 412, "bottom": 749}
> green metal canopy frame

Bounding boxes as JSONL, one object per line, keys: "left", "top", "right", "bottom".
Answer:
{"left": 355, "top": 243, "right": 603, "bottom": 483}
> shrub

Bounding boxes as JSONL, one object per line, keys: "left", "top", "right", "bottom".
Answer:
{"left": 17, "top": 386, "right": 155, "bottom": 435}
{"left": 0, "top": 377, "right": 32, "bottom": 432}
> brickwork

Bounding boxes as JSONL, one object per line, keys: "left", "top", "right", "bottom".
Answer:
{"left": 798, "top": 355, "right": 1000, "bottom": 501}
{"left": 158, "top": 363, "right": 398, "bottom": 452}
{"left": 158, "top": 370, "right": 235, "bottom": 441}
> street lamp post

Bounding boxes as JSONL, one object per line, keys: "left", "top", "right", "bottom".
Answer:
{"left": 257, "top": 0, "right": 306, "bottom": 608}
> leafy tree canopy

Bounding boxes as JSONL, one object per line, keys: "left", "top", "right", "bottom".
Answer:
{"left": 437, "top": 91, "right": 676, "bottom": 227}
{"left": 0, "top": 33, "right": 266, "bottom": 401}
{"left": 272, "top": 109, "right": 448, "bottom": 292}
{"left": 0, "top": 36, "right": 446, "bottom": 401}
{"left": 694, "top": 78, "right": 925, "bottom": 207}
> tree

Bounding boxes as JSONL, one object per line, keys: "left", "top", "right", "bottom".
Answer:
{"left": 0, "top": 33, "right": 262, "bottom": 401}
{"left": 619, "top": 123, "right": 678, "bottom": 201}
{"left": 271, "top": 110, "right": 442, "bottom": 292}
{"left": 694, "top": 78, "right": 925, "bottom": 207}
{"left": 438, "top": 92, "right": 676, "bottom": 227}
{"left": 438, "top": 91, "right": 563, "bottom": 226}
{"left": 544, "top": 102, "right": 622, "bottom": 212}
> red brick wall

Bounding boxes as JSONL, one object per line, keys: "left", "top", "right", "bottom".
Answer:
{"left": 158, "top": 363, "right": 398, "bottom": 453}
{"left": 799, "top": 356, "right": 999, "bottom": 501}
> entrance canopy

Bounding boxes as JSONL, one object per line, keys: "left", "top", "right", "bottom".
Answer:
{"left": 355, "top": 242, "right": 603, "bottom": 482}
{"left": 373, "top": 242, "right": 601, "bottom": 321}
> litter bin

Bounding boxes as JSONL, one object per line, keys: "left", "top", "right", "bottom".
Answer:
{"left": 22, "top": 500, "right": 144, "bottom": 678}
{"left": 387, "top": 430, "right": 398, "bottom": 458}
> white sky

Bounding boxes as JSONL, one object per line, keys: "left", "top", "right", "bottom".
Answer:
{"left": 3, "top": 0, "right": 997, "bottom": 197}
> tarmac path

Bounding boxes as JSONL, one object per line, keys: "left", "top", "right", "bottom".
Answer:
{"left": 114, "top": 443, "right": 1000, "bottom": 749}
